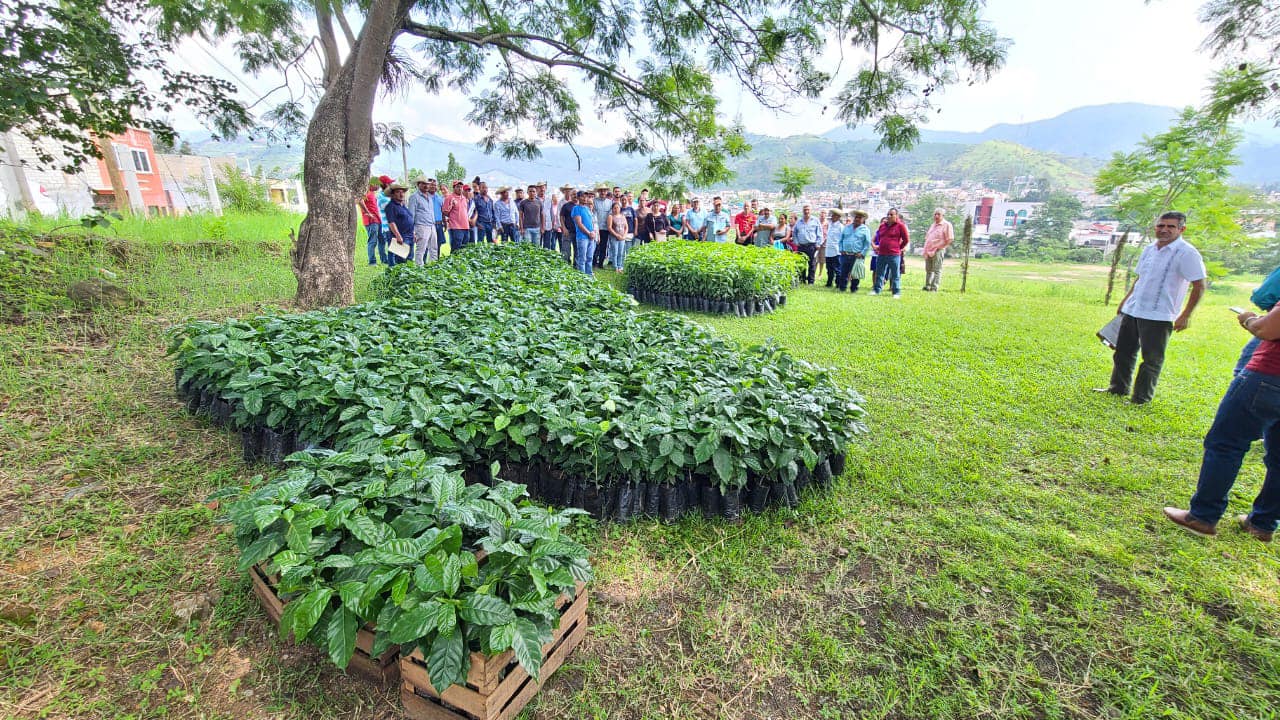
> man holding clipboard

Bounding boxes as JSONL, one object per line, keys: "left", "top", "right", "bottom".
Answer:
{"left": 1094, "top": 212, "right": 1206, "bottom": 405}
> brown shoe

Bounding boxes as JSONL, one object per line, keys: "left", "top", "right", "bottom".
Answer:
{"left": 1237, "top": 514, "right": 1274, "bottom": 542}
{"left": 1163, "top": 507, "right": 1217, "bottom": 537}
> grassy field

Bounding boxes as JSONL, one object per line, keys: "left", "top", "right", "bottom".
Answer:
{"left": 2, "top": 219, "right": 1278, "bottom": 720}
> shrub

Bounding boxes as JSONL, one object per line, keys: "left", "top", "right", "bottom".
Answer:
{"left": 215, "top": 165, "right": 280, "bottom": 215}
{"left": 624, "top": 241, "right": 805, "bottom": 302}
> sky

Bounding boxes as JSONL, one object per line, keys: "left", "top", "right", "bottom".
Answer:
{"left": 169, "top": 0, "right": 1220, "bottom": 145}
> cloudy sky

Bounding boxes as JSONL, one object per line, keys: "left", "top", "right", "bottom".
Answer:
{"left": 171, "top": 0, "right": 1220, "bottom": 145}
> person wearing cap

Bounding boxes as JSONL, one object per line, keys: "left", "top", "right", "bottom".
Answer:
{"left": 407, "top": 176, "right": 440, "bottom": 264}
{"left": 684, "top": 199, "right": 707, "bottom": 241}
{"left": 421, "top": 178, "right": 444, "bottom": 251}
{"left": 442, "top": 180, "right": 471, "bottom": 251}
{"left": 571, "top": 190, "right": 599, "bottom": 275}
{"left": 752, "top": 208, "right": 776, "bottom": 247}
{"left": 473, "top": 181, "right": 496, "bottom": 245}
{"left": 702, "top": 196, "right": 733, "bottom": 243}
{"left": 494, "top": 187, "right": 517, "bottom": 243}
{"left": 557, "top": 185, "right": 577, "bottom": 263}
{"left": 518, "top": 184, "right": 542, "bottom": 245}
{"left": 837, "top": 210, "right": 872, "bottom": 292}
{"left": 383, "top": 182, "right": 415, "bottom": 266}
{"left": 359, "top": 179, "right": 386, "bottom": 266}
{"left": 376, "top": 174, "right": 394, "bottom": 255}
{"left": 592, "top": 186, "right": 612, "bottom": 267}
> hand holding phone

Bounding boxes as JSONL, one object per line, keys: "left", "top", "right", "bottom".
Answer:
{"left": 1230, "top": 306, "right": 1248, "bottom": 314}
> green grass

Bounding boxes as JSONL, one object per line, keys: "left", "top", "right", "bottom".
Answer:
{"left": 2, "top": 226, "right": 1278, "bottom": 720}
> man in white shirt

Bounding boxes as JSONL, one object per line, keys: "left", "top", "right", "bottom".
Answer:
{"left": 1096, "top": 211, "right": 1207, "bottom": 405}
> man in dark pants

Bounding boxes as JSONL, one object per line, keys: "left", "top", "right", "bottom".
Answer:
{"left": 1095, "top": 212, "right": 1207, "bottom": 405}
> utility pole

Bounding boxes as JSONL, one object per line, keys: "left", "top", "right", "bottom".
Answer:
{"left": 95, "top": 134, "right": 130, "bottom": 214}
{"left": 393, "top": 122, "right": 408, "bottom": 182}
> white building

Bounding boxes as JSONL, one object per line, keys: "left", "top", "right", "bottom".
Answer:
{"left": 963, "top": 197, "right": 1041, "bottom": 237}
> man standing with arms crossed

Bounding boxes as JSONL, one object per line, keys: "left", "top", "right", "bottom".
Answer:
{"left": 922, "top": 208, "right": 955, "bottom": 292}
{"left": 1095, "top": 211, "right": 1206, "bottom": 405}
{"left": 518, "top": 184, "right": 542, "bottom": 245}
{"left": 793, "top": 204, "right": 823, "bottom": 284}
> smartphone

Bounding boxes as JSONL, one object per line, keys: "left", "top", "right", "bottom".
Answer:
{"left": 1230, "top": 306, "right": 1248, "bottom": 314}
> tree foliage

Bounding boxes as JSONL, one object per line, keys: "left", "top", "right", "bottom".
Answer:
{"left": 434, "top": 153, "right": 467, "bottom": 188}
{"left": 1095, "top": 107, "right": 1241, "bottom": 230}
{"left": 1015, "top": 191, "right": 1082, "bottom": 247}
{"left": 904, "top": 192, "right": 962, "bottom": 232}
{"left": 0, "top": 0, "right": 294, "bottom": 172}
{"left": 1197, "top": 0, "right": 1280, "bottom": 124}
{"left": 774, "top": 166, "right": 815, "bottom": 202}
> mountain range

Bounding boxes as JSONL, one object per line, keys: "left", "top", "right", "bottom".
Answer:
{"left": 188, "top": 103, "right": 1280, "bottom": 191}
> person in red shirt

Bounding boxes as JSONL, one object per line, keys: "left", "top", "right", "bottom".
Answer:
{"left": 441, "top": 180, "right": 471, "bottom": 251}
{"left": 1164, "top": 303, "right": 1280, "bottom": 543}
{"left": 871, "top": 208, "right": 910, "bottom": 298}
{"left": 358, "top": 179, "right": 384, "bottom": 265}
{"left": 732, "top": 202, "right": 756, "bottom": 245}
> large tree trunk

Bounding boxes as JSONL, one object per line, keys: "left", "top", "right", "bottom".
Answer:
{"left": 292, "top": 0, "right": 413, "bottom": 308}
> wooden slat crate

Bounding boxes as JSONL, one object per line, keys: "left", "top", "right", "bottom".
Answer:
{"left": 249, "top": 563, "right": 400, "bottom": 684}
{"left": 399, "top": 584, "right": 588, "bottom": 720}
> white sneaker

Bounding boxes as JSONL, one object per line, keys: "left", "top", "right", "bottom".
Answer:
{"left": 892, "top": 293, "right": 901, "bottom": 299}
{"left": 870, "top": 291, "right": 880, "bottom": 296}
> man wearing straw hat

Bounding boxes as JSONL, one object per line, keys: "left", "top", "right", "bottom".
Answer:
{"left": 407, "top": 176, "right": 439, "bottom": 264}
{"left": 383, "top": 182, "right": 415, "bottom": 267}
{"left": 836, "top": 210, "right": 872, "bottom": 293}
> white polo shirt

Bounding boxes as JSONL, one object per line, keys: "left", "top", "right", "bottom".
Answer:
{"left": 1121, "top": 237, "right": 1206, "bottom": 322}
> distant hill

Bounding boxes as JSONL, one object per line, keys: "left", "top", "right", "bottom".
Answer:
{"left": 186, "top": 102, "right": 1280, "bottom": 190}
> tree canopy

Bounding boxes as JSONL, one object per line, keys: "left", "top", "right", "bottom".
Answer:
{"left": 774, "top": 165, "right": 815, "bottom": 202}
{"left": 1198, "top": 0, "right": 1280, "bottom": 124}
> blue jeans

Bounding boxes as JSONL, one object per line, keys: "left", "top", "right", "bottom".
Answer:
{"left": 476, "top": 222, "right": 494, "bottom": 244}
{"left": 873, "top": 254, "right": 901, "bottom": 294}
{"left": 1236, "top": 336, "right": 1262, "bottom": 376}
{"left": 543, "top": 229, "right": 559, "bottom": 251}
{"left": 365, "top": 222, "right": 386, "bottom": 265}
{"left": 449, "top": 228, "right": 469, "bottom": 251}
{"left": 521, "top": 228, "right": 541, "bottom": 245}
{"left": 1189, "top": 369, "right": 1280, "bottom": 531}
{"left": 500, "top": 223, "right": 517, "bottom": 244}
{"left": 575, "top": 236, "right": 596, "bottom": 275}
{"left": 608, "top": 237, "right": 628, "bottom": 270}
{"left": 387, "top": 236, "right": 413, "bottom": 266}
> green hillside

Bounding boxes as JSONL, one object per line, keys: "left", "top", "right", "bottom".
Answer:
{"left": 719, "top": 136, "right": 1099, "bottom": 191}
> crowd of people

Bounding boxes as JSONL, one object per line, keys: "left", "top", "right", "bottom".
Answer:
{"left": 360, "top": 176, "right": 959, "bottom": 291}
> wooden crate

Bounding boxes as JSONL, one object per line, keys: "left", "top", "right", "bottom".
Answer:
{"left": 399, "top": 585, "right": 589, "bottom": 720}
{"left": 249, "top": 563, "right": 400, "bottom": 684}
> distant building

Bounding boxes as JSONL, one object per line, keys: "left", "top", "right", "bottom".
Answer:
{"left": 964, "top": 197, "right": 1040, "bottom": 236}
{"left": 0, "top": 127, "right": 231, "bottom": 218}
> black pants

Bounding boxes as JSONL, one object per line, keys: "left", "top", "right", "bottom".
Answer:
{"left": 836, "top": 254, "right": 861, "bottom": 292}
{"left": 499, "top": 223, "right": 517, "bottom": 243}
{"left": 593, "top": 229, "right": 610, "bottom": 267}
{"left": 1108, "top": 313, "right": 1174, "bottom": 403}
{"left": 824, "top": 256, "right": 839, "bottom": 287}
{"left": 797, "top": 243, "right": 817, "bottom": 284}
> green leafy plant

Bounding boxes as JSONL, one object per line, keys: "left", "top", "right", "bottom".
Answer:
{"left": 624, "top": 240, "right": 806, "bottom": 304}
{"left": 172, "top": 244, "right": 866, "bottom": 508}
{"left": 216, "top": 444, "right": 592, "bottom": 689}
